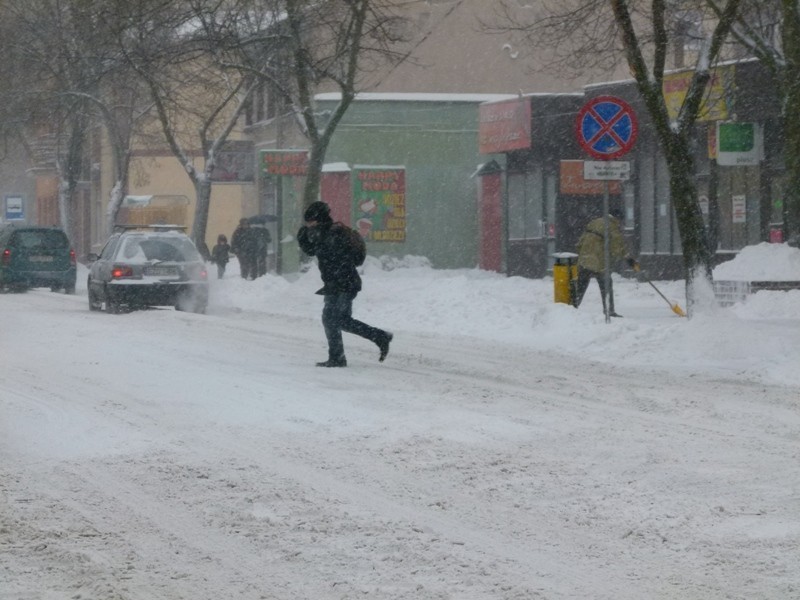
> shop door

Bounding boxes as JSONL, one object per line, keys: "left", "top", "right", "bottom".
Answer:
{"left": 507, "top": 168, "right": 556, "bottom": 278}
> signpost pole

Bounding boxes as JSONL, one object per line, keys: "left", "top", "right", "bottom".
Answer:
{"left": 575, "top": 95, "right": 638, "bottom": 324}
{"left": 603, "top": 181, "right": 611, "bottom": 323}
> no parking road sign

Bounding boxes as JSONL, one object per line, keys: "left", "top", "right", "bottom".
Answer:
{"left": 576, "top": 96, "right": 638, "bottom": 160}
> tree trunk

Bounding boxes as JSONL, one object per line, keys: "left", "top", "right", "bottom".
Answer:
{"left": 105, "top": 155, "right": 130, "bottom": 237}
{"left": 57, "top": 179, "right": 73, "bottom": 239}
{"left": 783, "top": 20, "right": 800, "bottom": 238}
{"left": 192, "top": 175, "right": 212, "bottom": 260}
{"left": 301, "top": 142, "right": 327, "bottom": 209}
{"left": 780, "top": 0, "right": 800, "bottom": 238}
{"left": 663, "top": 131, "right": 713, "bottom": 312}
{"left": 784, "top": 93, "right": 800, "bottom": 239}
{"left": 105, "top": 181, "right": 123, "bottom": 235}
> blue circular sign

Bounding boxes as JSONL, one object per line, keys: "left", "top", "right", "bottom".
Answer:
{"left": 576, "top": 96, "right": 638, "bottom": 160}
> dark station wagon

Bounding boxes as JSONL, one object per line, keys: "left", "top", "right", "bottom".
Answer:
{"left": 0, "top": 224, "right": 77, "bottom": 293}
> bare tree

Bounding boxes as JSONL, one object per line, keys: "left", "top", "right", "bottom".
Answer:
{"left": 109, "top": 0, "right": 258, "bottom": 258}
{"left": 214, "top": 0, "right": 412, "bottom": 210}
{"left": 0, "top": 0, "right": 106, "bottom": 242}
{"left": 706, "top": 0, "right": 800, "bottom": 240}
{"left": 0, "top": 0, "right": 155, "bottom": 243}
{"left": 492, "top": 0, "right": 743, "bottom": 314}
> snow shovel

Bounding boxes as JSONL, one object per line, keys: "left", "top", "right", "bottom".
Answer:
{"left": 635, "top": 265, "right": 687, "bottom": 317}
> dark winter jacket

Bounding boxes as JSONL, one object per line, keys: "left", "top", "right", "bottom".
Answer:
{"left": 211, "top": 242, "right": 230, "bottom": 266}
{"left": 231, "top": 225, "right": 257, "bottom": 257}
{"left": 253, "top": 225, "right": 271, "bottom": 257}
{"left": 298, "top": 222, "right": 362, "bottom": 295}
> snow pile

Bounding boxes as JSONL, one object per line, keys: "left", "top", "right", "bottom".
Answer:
{"left": 195, "top": 242, "right": 800, "bottom": 387}
{"left": 713, "top": 242, "right": 800, "bottom": 281}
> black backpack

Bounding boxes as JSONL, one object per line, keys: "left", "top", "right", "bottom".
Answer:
{"left": 335, "top": 222, "right": 366, "bottom": 266}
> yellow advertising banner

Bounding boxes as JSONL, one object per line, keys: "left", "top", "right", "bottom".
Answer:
{"left": 663, "top": 65, "right": 733, "bottom": 122}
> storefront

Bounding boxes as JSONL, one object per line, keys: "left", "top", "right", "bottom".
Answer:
{"left": 477, "top": 94, "right": 617, "bottom": 278}
{"left": 478, "top": 60, "right": 787, "bottom": 280}
{"left": 588, "top": 60, "right": 784, "bottom": 278}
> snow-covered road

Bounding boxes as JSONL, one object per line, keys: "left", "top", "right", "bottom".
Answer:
{"left": 2, "top": 285, "right": 799, "bottom": 600}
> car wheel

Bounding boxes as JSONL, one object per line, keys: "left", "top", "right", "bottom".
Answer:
{"left": 104, "top": 286, "right": 121, "bottom": 314}
{"left": 88, "top": 281, "right": 102, "bottom": 311}
{"left": 64, "top": 284, "right": 76, "bottom": 295}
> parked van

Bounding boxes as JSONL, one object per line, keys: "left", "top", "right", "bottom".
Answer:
{"left": 0, "top": 224, "right": 77, "bottom": 293}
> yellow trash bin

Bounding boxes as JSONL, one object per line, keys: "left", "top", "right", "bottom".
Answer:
{"left": 552, "top": 252, "right": 579, "bottom": 305}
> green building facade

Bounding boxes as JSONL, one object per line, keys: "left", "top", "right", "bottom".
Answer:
{"left": 314, "top": 93, "right": 514, "bottom": 269}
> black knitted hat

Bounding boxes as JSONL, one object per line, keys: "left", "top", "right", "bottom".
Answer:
{"left": 304, "top": 201, "right": 332, "bottom": 223}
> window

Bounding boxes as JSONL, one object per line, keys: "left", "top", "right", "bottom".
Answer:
{"left": 507, "top": 169, "right": 545, "bottom": 240}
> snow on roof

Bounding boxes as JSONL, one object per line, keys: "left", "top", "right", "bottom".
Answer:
{"left": 584, "top": 57, "right": 761, "bottom": 91}
{"left": 479, "top": 92, "right": 584, "bottom": 106}
{"left": 352, "top": 164, "right": 406, "bottom": 170}
{"left": 322, "top": 162, "right": 351, "bottom": 173}
{"left": 315, "top": 92, "right": 518, "bottom": 103}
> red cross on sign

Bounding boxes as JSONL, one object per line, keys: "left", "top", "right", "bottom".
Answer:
{"left": 576, "top": 96, "right": 638, "bottom": 160}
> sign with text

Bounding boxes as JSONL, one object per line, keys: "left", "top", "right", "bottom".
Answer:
{"left": 260, "top": 149, "right": 309, "bottom": 177}
{"left": 583, "top": 161, "right": 631, "bottom": 181}
{"left": 352, "top": 166, "right": 406, "bottom": 242}
{"left": 716, "top": 122, "right": 764, "bottom": 166}
{"left": 210, "top": 141, "right": 254, "bottom": 182}
{"left": 478, "top": 98, "right": 532, "bottom": 154}
{"left": 732, "top": 195, "right": 747, "bottom": 223}
{"left": 559, "top": 161, "right": 621, "bottom": 195}
{"left": 5, "top": 195, "right": 24, "bottom": 221}
{"left": 664, "top": 65, "right": 733, "bottom": 122}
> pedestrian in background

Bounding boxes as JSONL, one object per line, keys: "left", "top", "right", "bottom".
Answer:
{"left": 210, "top": 234, "right": 230, "bottom": 279}
{"left": 574, "top": 208, "right": 638, "bottom": 317}
{"left": 231, "top": 218, "right": 257, "bottom": 280}
{"left": 252, "top": 223, "right": 272, "bottom": 277}
{"left": 297, "top": 201, "right": 392, "bottom": 368}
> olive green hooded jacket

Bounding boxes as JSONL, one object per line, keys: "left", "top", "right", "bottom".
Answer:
{"left": 576, "top": 216, "right": 628, "bottom": 273}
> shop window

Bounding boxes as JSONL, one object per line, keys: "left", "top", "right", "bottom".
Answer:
{"left": 639, "top": 153, "right": 655, "bottom": 253}
{"left": 507, "top": 169, "right": 544, "bottom": 240}
{"left": 717, "top": 165, "right": 763, "bottom": 250}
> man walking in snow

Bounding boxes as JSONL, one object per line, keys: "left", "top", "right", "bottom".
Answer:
{"left": 231, "top": 218, "right": 258, "bottom": 280}
{"left": 574, "top": 208, "right": 637, "bottom": 317}
{"left": 297, "top": 201, "right": 392, "bottom": 367}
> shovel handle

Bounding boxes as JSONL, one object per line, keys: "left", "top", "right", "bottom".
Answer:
{"left": 645, "top": 278, "right": 687, "bottom": 317}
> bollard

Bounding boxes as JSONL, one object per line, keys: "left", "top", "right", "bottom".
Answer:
{"left": 552, "top": 252, "right": 579, "bottom": 305}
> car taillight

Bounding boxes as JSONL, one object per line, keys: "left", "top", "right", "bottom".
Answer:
{"left": 69, "top": 248, "right": 76, "bottom": 265}
{"left": 1, "top": 248, "right": 9, "bottom": 266}
{"left": 112, "top": 265, "right": 134, "bottom": 279}
{"left": 200, "top": 268, "right": 208, "bottom": 280}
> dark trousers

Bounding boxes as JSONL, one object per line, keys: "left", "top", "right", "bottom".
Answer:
{"left": 322, "top": 292, "right": 387, "bottom": 361}
{"left": 216, "top": 263, "right": 226, "bottom": 279}
{"left": 239, "top": 254, "right": 256, "bottom": 279}
{"left": 574, "top": 266, "right": 615, "bottom": 313}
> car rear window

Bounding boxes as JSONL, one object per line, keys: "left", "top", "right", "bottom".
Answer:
{"left": 118, "top": 235, "right": 201, "bottom": 263}
{"left": 12, "top": 230, "right": 68, "bottom": 250}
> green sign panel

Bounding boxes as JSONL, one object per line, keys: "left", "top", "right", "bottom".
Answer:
{"left": 716, "top": 122, "right": 762, "bottom": 166}
{"left": 718, "top": 122, "right": 755, "bottom": 152}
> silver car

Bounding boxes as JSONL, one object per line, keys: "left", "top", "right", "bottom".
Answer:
{"left": 87, "top": 228, "right": 209, "bottom": 313}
